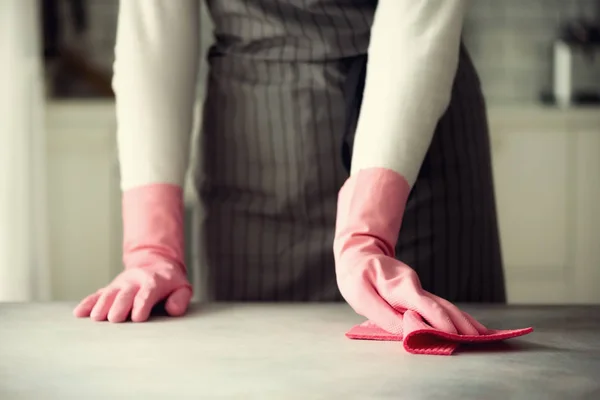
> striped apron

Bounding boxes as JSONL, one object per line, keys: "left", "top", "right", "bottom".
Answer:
{"left": 194, "top": 0, "right": 506, "bottom": 303}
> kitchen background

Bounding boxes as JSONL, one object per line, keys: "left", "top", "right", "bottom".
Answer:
{"left": 44, "top": 0, "right": 600, "bottom": 103}
{"left": 2, "top": 0, "right": 599, "bottom": 304}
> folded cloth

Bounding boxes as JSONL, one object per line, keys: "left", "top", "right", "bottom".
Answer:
{"left": 346, "top": 310, "right": 534, "bottom": 355}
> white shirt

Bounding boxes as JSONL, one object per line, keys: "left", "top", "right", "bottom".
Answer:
{"left": 113, "top": 0, "right": 467, "bottom": 191}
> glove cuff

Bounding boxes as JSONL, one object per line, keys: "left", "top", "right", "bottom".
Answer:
{"left": 121, "top": 183, "right": 185, "bottom": 272}
{"left": 333, "top": 168, "right": 411, "bottom": 260}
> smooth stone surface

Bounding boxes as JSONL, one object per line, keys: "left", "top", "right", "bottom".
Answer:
{"left": 1, "top": 303, "right": 599, "bottom": 399}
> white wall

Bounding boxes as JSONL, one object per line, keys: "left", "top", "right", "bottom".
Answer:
{"left": 489, "top": 107, "right": 600, "bottom": 304}
{"left": 46, "top": 102, "right": 121, "bottom": 300}
{"left": 0, "top": 0, "right": 51, "bottom": 301}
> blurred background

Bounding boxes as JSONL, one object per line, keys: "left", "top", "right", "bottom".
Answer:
{"left": 1, "top": 0, "right": 599, "bottom": 304}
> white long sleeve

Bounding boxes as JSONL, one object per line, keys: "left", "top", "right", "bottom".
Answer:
{"left": 113, "top": 0, "right": 200, "bottom": 191}
{"left": 351, "top": 0, "right": 468, "bottom": 186}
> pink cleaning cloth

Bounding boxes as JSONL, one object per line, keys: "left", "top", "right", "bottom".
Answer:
{"left": 346, "top": 310, "right": 533, "bottom": 355}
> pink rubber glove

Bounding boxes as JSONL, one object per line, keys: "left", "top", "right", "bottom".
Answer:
{"left": 73, "top": 184, "right": 192, "bottom": 322}
{"left": 333, "top": 168, "right": 487, "bottom": 337}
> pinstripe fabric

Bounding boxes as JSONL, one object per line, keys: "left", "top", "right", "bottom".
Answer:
{"left": 196, "top": 0, "right": 506, "bottom": 303}
{"left": 391, "top": 45, "right": 506, "bottom": 303}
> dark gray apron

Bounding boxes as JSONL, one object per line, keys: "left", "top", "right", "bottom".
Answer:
{"left": 194, "top": 0, "right": 506, "bottom": 303}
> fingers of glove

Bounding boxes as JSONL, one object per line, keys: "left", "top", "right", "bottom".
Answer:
{"left": 407, "top": 294, "right": 457, "bottom": 334}
{"left": 90, "top": 287, "right": 120, "bottom": 321}
{"left": 371, "top": 265, "right": 455, "bottom": 333}
{"left": 425, "top": 293, "right": 479, "bottom": 335}
{"left": 462, "top": 311, "right": 489, "bottom": 335}
{"left": 345, "top": 283, "right": 405, "bottom": 336}
{"left": 107, "top": 285, "right": 139, "bottom": 323}
{"left": 73, "top": 291, "right": 101, "bottom": 318}
{"left": 131, "top": 282, "right": 163, "bottom": 323}
{"left": 165, "top": 287, "right": 192, "bottom": 317}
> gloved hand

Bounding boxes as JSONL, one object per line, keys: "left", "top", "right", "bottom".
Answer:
{"left": 333, "top": 168, "right": 487, "bottom": 336}
{"left": 73, "top": 184, "right": 192, "bottom": 322}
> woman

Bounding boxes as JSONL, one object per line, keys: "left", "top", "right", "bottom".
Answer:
{"left": 74, "top": 0, "right": 504, "bottom": 335}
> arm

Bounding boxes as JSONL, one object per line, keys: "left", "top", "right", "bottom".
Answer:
{"left": 351, "top": 0, "right": 467, "bottom": 185}
{"left": 335, "top": 1, "right": 485, "bottom": 336}
{"left": 73, "top": 0, "right": 200, "bottom": 323}
{"left": 115, "top": 0, "right": 200, "bottom": 273}
{"left": 114, "top": 0, "right": 199, "bottom": 190}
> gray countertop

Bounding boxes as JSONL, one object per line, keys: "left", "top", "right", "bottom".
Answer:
{"left": 1, "top": 303, "right": 599, "bottom": 400}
